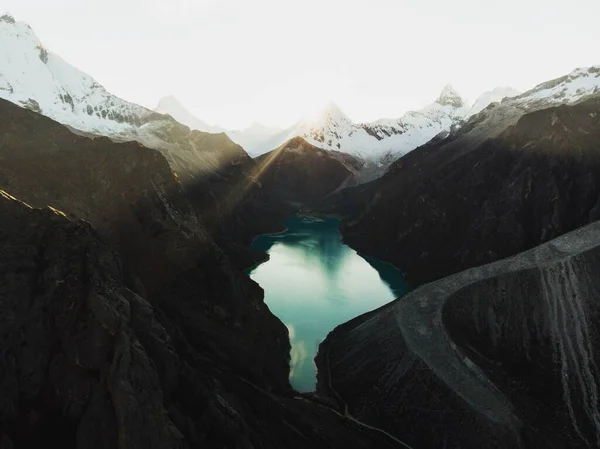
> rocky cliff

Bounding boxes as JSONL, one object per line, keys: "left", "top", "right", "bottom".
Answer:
{"left": 316, "top": 219, "right": 600, "bottom": 449}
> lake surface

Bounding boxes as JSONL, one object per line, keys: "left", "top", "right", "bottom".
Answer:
{"left": 248, "top": 215, "right": 410, "bottom": 392}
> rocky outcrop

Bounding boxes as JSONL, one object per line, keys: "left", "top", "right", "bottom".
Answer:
{"left": 0, "top": 191, "right": 185, "bottom": 449}
{"left": 316, "top": 219, "right": 600, "bottom": 449}
{"left": 334, "top": 95, "right": 600, "bottom": 284}
{"left": 255, "top": 136, "right": 362, "bottom": 205}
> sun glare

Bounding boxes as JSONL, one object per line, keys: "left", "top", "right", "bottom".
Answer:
{"left": 246, "top": 70, "right": 351, "bottom": 128}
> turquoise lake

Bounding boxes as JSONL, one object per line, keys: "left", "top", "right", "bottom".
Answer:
{"left": 248, "top": 215, "right": 410, "bottom": 392}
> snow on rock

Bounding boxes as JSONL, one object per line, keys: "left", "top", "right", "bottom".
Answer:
{"left": 247, "top": 66, "right": 600, "bottom": 162}
{"left": 247, "top": 89, "right": 471, "bottom": 160}
{"left": 511, "top": 66, "right": 600, "bottom": 109}
{"left": 0, "top": 15, "right": 162, "bottom": 137}
{"left": 436, "top": 84, "right": 467, "bottom": 108}
{"left": 360, "top": 87, "right": 469, "bottom": 160}
{"left": 0, "top": 15, "right": 246, "bottom": 179}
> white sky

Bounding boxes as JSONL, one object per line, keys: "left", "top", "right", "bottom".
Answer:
{"left": 4, "top": 0, "right": 600, "bottom": 129}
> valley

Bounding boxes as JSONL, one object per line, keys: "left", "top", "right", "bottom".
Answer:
{"left": 2, "top": 9, "right": 600, "bottom": 449}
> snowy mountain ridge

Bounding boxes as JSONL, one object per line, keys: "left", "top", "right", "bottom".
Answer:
{"left": 235, "top": 65, "right": 600, "bottom": 159}
{"left": 511, "top": 66, "right": 600, "bottom": 108}
{"left": 0, "top": 14, "right": 161, "bottom": 136}
{"left": 3, "top": 13, "right": 600, "bottom": 171}
{"left": 0, "top": 14, "right": 245, "bottom": 179}
{"left": 239, "top": 86, "right": 473, "bottom": 159}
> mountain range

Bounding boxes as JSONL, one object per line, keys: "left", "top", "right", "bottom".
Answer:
{"left": 167, "top": 86, "right": 522, "bottom": 160}
{"left": 4, "top": 10, "right": 600, "bottom": 449}
{"left": 6, "top": 12, "right": 600, "bottom": 174}
{"left": 0, "top": 13, "right": 518, "bottom": 167}
{"left": 0, "top": 14, "right": 245, "bottom": 181}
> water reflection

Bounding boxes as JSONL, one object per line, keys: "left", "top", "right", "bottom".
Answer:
{"left": 249, "top": 215, "right": 410, "bottom": 392}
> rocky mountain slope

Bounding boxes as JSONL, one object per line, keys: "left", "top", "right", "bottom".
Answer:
{"left": 0, "top": 97, "right": 400, "bottom": 449}
{"left": 0, "top": 14, "right": 245, "bottom": 181}
{"left": 254, "top": 137, "right": 363, "bottom": 205}
{"left": 327, "top": 68, "right": 600, "bottom": 285}
{"left": 316, "top": 219, "right": 600, "bottom": 449}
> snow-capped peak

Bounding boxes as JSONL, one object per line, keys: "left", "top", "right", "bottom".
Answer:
{"left": 436, "top": 84, "right": 466, "bottom": 108}
{"left": 0, "top": 15, "right": 161, "bottom": 135}
{"left": 0, "top": 15, "right": 247, "bottom": 181}
{"left": 155, "top": 95, "right": 222, "bottom": 133}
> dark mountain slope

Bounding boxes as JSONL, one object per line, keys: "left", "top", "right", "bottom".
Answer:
{"left": 255, "top": 136, "right": 362, "bottom": 205}
{"left": 316, "top": 219, "right": 600, "bottom": 449}
{"left": 0, "top": 190, "right": 403, "bottom": 449}
{"left": 0, "top": 190, "right": 186, "bottom": 449}
{"left": 0, "top": 96, "right": 291, "bottom": 395}
{"left": 333, "top": 96, "right": 600, "bottom": 284}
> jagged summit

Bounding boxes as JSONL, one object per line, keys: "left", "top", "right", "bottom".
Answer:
{"left": 0, "top": 13, "right": 16, "bottom": 24}
{"left": 435, "top": 84, "right": 466, "bottom": 108}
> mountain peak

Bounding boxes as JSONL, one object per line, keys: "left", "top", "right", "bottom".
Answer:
{"left": 156, "top": 95, "right": 184, "bottom": 111}
{"left": 313, "top": 101, "right": 352, "bottom": 125}
{"left": 436, "top": 84, "right": 466, "bottom": 108}
{"left": 0, "top": 13, "right": 16, "bottom": 24}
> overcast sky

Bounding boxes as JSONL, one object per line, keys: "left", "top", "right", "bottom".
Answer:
{"left": 4, "top": 0, "right": 600, "bottom": 128}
